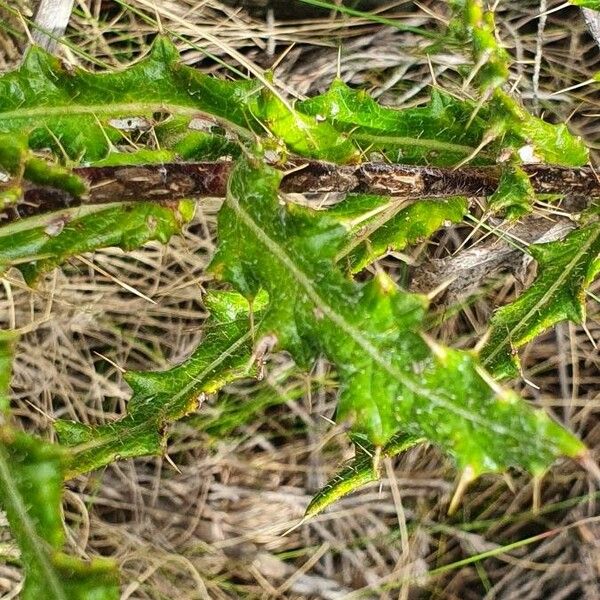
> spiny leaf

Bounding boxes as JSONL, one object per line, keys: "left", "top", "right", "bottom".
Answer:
{"left": 0, "top": 36, "right": 356, "bottom": 163}
{"left": 481, "top": 218, "right": 600, "bottom": 379}
{"left": 572, "top": 1, "right": 600, "bottom": 8}
{"left": 210, "top": 157, "right": 583, "bottom": 475}
{"left": 297, "top": 80, "right": 588, "bottom": 168}
{"left": 55, "top": 290, "right": 266, "bottom": 478}
{"left": 0, "top": 200, "right": 193, "bottom": 283}
{"left": 488, "top": 165, "right": 535, "bottom": 219}
{"left": 0, "top": 133, "right": 85, "bottom": 199}
{"left": 445, "top": 1, "right": 587, "bottom": 167}
{"left": 299, "top": 81, "right": 490, "bottom": 166}
{"left": 0, "top": 428, "right": 119, "bottom": 600}
{"left": 448, "top": 0, "right": 510, "bottom": 90}
{"left": 331, "top": 194, "right": 468, "bottom": 272}
{"left": 306, "top": 432, "right": 424, "bottom": 517}
{"left": 306, "top": 448, "right": 378, "bottom": 518}
{"left": 489, "top": 91, "right": 588, "bottom": 168}
{"left": 0, "top": 332, "right": 15, "bottom": 413}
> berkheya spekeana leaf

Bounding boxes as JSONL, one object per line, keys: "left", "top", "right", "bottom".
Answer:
{"left": 488, "top": 90, "right": 588, "bottom": 168}
{"left": 448, "top": 0, "right": 582, "bottom": 150}
{"left": 0, "top": 36, "right": 357, "bottom": 164}
{"left": 0, "top": 338, "right": 119, "bottom": 599}
{"left": 209, "top": 156, "right": 584, "bottom": 482}
{"left": 0, "top": 332, "right": 16, "bottom": 413}
{"left": 448, "top": 0, "right": 587, "bottom": 165}
{"left": 572, "top": 1, "right": 600, "bottom": 8}
{"left": 443, "top": 0, "right": 587, "bottom": 215}
{"left": 0, "top": 200, "right": 194, "bottom": 283}
{"left": 448, "top": 0, "right": 510, "bottom": 91}
{"left": 305, "top": 431, "right": 425, "bottom": 517}
{"left": 299, "top": 82, "right": 488, "bottom": 166}
{"left": 330, "top": 194, "right": 468, "bottom": 272}
{"left": 0, "top": 134, "right": 194, "bottom": 285}
{"left": 297, "top": 79, "right": 588, "bottom": 169}
{"left": 487, "top": 164, "right": 535, "bottom": 219}
{"left": 481, "top": 215, "right": 600, "bottom": 379}
{"left": 54, "top": 290, "right": 266, "bottom": 478}
{"left": 0, "top": 132, "right": 85, "bottom": 207}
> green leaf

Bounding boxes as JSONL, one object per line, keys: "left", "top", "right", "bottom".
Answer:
{"left": 91, "top": 148, "right": 177, "bottom": 167}
{"left": 488, "top": 165, "right": 535, "bottom": 219}
{"left": 444, "top": 2, "right": 588, "bottom": 167}
{"left": 0, "top": 332, "right": 16, "bottom": 414}
{"left": 154, "top": 116, "right": 241, "bottom": 161}
{"left": 210, "top": 157, "right": 583, "bottom": 476}
{"left": 0, "top": 200, "right": 193, "bottom": 283}
{"left": 55, "top": 290, "right": 266, "bottom": 477}
{"left": 0, "top": 36, "right": 356, "bottom": 163}
{"left": 0, "top": 132, "right": 29, "bottom": 175}
{"left": 571, "top": 1, "right": 600, "bottom": 8}
{"left": 306, "top": 445, "right": 379, "bottom": 518}
{"left": 448, "top": 0, "right": 510, "bottom": 91}
{"left": 297, "top": 80, "right": 588, "bottom": 168}
{"left": 481, "top": 220, "right": 600, "bottom": 379}
{"left": 332, "top": 194, "right": 468, "bottom": 272}
{"left": 0, "top": 428, "right": 119, "bottom": 599}
{"left": 0, "top": 133, "right": 86, "bottom": 197}
{"left": 299, "top": 81, "right": 489, "bottom": 166}
{"left": 252, "top": 85, "right": 359, "bottom": 162}
{"left": 490, "top": 91, "right": 589, "bottom": 168}
{"left": 305, "top": 432, "right": 424, "bottom": 517}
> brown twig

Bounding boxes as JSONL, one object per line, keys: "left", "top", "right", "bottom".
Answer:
{"left": 2, "top": 160, "right": 600, "bottom": 224}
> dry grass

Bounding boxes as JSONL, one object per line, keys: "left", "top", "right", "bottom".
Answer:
{"left": 1, "top": 1, "right": 600, "bottom": 598}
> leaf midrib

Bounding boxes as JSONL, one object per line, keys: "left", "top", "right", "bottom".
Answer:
{"left": 226, "top": 181, "right": 518, "bottom": 441}
{"left": 67, "top": 327, "right": 253, "bottom": 477}
{"left": 352, "top": 132, "right": 478, "bottom": 156}
{"left": 335, "top": 198, "right": 409, "bottom": 263}
{"left": 484, "top": 225, "right": 600, "bottom": 366}
{"left": 0, "top": 102, "right": 200, "bottom": 123}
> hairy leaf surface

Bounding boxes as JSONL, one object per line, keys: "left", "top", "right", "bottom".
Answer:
{"left": 299, "top": 82, "right": 487, "bottom": 165}
{"left": 55, "top": 290, "right": 264, "bottom": 477}
{"left": 298, "top": 80, "right": 587, "bottom": 168}
{"left": 0, "top": 333, "right": 15, "bottom": 413}
{"left": 0, "top": 37, "right": 356, "bottom": 163}
{"left": 488, "top": 165, "right": 535, "bottom": 219}
{"left": 306, "top": 432, "right": 424, "bottom": 517}
{"left": 0, "top": 429, "right": 119, "bottom": 599}
{"left": 0, "top": 201, "right": 193, "bottom": 283}
{"left": 481, "top": 219, "right": 600, "bottom": 379}
{"left": 210, "top": 157, "right": 583, "bottom": 475}
{"left": 331, "top": 194, "right": 468, "bottom": 272}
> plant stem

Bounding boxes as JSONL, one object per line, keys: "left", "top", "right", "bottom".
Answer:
{"left": 2, "top": 160, "right": 599, "bottom": 223}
